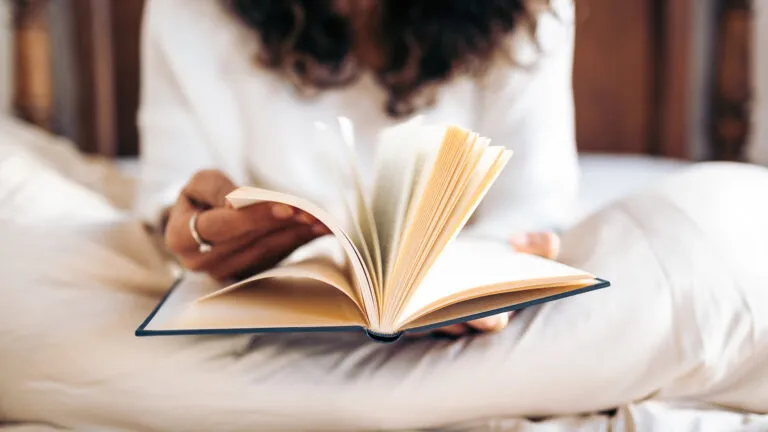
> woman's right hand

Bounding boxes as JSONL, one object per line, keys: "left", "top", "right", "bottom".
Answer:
{"left": 164, "top": 170, "right": 330, "bottom": 281}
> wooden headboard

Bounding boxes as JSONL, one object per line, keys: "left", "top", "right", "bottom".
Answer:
{"left": 11, "top": 0, "right": 754, "bottom": 160}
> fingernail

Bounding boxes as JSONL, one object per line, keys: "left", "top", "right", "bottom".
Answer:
{"left": 480, "top": 317, "right": 500, "bottom": 330}
{"left": 475, "top": 314, "right": 508, "bottom": 332}
{"left": 496, "top": 313, "right": 510, "bottom": 329}
{"left": 548, "top": 233, "right": 561, "bottom": 259}
{"left": 296, "top": 213, "right": 314, "bottom": 224}
{"left": 271, "top": 204, "right": 294, "bottom": 219}
{"left": 523, "top": 232, "right": 560, "bottom": 259}
{"left": 311, "top": 224, "right": 330, "bottom": 235}
{"left": 530, "top": 232, "right": 548, "bottom": 245}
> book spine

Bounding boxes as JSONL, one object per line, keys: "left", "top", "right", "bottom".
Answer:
{"left": 364, "top": 329, "right": 404, "bottom": 343}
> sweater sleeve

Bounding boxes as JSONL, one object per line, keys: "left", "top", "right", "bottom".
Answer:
{"left": 135, "top": 0, "right": 245, "bottom": 227}
{"left": 467, "top": 0, "right": 580, "bottom": 239}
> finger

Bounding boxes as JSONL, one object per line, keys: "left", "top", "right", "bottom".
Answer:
{"left": 436, "top": 324, "right": 470, "bottom": 337}
{"left": 465, "top": 312, "right": 511, "bottom": 332}
{"left": 179, "top": 219, "right": 329, "bottom": 271}
{"left": 547, "top": 233, "right": 561, "bottom": 259}
{"left": 209, "top": 223, "right": 328, "bottom": 281}
{"left": 170, "top": 203, "right": 301, "bottom": 253}
{"left": 404, "top": 330, "right": 432, "bottom": 339}
{"left": 164, "top": 195, "right": 203, "bottom": 253}
{"left": 194, "top": 203, "right": 299, "bottom": 245}
{"left": 509, "top": 232, "right": 561, "bottom": 259}
{"left": 198, "top": 200, "right": 328, "bottom": 245}
{"left": 168, "top": 199, "right": 324, "bottom": 254}
{"left": 294, "top": 211, "right": 319, "bottom": 225}
{"left": 408, "top": 311, "right": 516, "bottom": 339}
{"left": 175, "top": 227, "right": 271, "bottom": 273}
{"left": 182, "top": 170, "right": 237, "bottom": 208}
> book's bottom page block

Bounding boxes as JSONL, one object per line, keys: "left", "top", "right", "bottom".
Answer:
{"left": 139, "top": 274, "right": 367, "bottom": 334}
{"left": 137, "top": 273, "right": 608, "bottom": 341}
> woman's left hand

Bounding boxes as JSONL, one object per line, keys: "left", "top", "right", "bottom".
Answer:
{"left": 432, "top": 232, "right": 561, "bottom": 337}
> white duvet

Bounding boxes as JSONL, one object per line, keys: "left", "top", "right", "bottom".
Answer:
{"left": 1, "top": 117, "right": 767, "bottom": 431}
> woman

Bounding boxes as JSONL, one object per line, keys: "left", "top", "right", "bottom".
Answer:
{"left": 139, "top": 0, "right": 573, "bottom": 334}
{"left": 2, "top": 0, "right": 767, "bottom": 430}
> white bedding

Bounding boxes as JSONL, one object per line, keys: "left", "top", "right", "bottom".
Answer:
{"left": 1, "top": 117, "right": 767, "bottom": 431}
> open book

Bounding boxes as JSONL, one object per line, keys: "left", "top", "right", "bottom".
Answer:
{"left": 137, "top": 118, "right": 609, "bottom": 342}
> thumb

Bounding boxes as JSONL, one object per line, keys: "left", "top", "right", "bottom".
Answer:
{"left": 183, "top": 170, "right": 237, "bottom": 208}
{"left": 509, "top": 232, "right": 560, "bottom": 260}
{"left": 466, "top": 312, "right": 511, "bottom": 332}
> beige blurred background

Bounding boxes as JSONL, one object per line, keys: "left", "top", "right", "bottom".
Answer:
{"left": 2, "top": 0, "right": 764, "bottom": 165}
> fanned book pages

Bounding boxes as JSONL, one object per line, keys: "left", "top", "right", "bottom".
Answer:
{"left": 137, "top": 118, "right": 610, "bottom": 342}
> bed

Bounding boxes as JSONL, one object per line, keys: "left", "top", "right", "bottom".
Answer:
{"left": 3, "top": 112, "right": 768, "bottom": 432}
{"left": 3, "top": 1, "right": 767, "bottom": 431}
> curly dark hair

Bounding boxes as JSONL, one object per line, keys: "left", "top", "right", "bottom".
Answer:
{"left": 227, "top": 0, "right": 542, "bottom": 117}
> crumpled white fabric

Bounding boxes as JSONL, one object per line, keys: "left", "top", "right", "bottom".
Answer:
{"left": 1, "top": 120, "right": 768, "bottom": 431}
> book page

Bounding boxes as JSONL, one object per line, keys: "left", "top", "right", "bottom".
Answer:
{"left": 316, "top": 120, "right": 383, "bottom": 299}
{"left": 197, "top": 256, "right": 360, "bottom": 310}
{"left": 388, "top": 135, "right": 490, "bottom": 315}
{"left": 390, "top": 146, "right": 510, "bottom": 320}
{"left": 371, "top": 119, "right": 442, "bottom": 295}
{"left": 338, "top": 118, "right": 383, "bottom": 293}
{"left": 400, "top": 281, "right": 596, "bottom": 331}
{"left": 399, "top": 126, "right": 446, "bottom": 241}
{"left": 142, "top": 273, "right": 217, "bottom": 332}
{"left": 396, "top": 238, "right": 595, "bottom": 328}
{"left": 226, "top": 186, "right": 380, "bottom": 328}
{"left": 381, "top": 126, "right": 472, "bottom": 325}
{"left": 148, "top": 274, "right": 367, "bottom": 331}
{"left": 383, "top": 127, "right": 513, "bottom": 329}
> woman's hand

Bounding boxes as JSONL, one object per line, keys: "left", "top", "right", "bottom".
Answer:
{"left": 164, "top": 170, "right": 329, "bottom": 281}
{"left": 431, "top": 232, "right": 561, "bottom": 337}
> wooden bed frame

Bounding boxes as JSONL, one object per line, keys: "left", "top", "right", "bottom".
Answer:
{"left": 10, "top": 0, "right": 754, "bottom": 160}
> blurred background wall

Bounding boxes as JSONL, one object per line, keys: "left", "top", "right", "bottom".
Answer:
{"left": 749, "top": 0, "right": 767, "bottom": 164}
{"left": 48, "top": 0, "right": 78, "bottom": 143}
{"left": 1, "top": 0, "right": 11, "bottom": 114}
{"left": 5, "top": 0, "right": 759, "bottom": 165}
{"left": 689, "top": 0, "right": 718, "bottom": 160}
